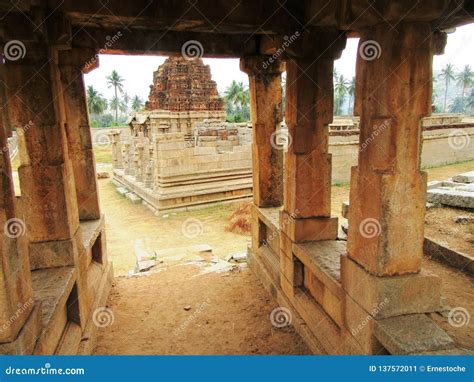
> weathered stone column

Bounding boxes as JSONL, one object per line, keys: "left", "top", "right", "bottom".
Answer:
{"left": 108, "top": 130, "right": 124, "bottom": 169}
{"left": 4, "top": 40, "right": 81, "bottom": 270}
{"left": 59, "top": 48, "right": 101, "bottom": 220}
{"left": 240, "top": 56, "right": 284, "bottom": 207}
{"left": 347, "top": 23, "right": 437, "bottom": 276}
{"left": 123, "top": 142, "right": 131, "bottom": 175}
{"left": 280, "top": 32, "right": 346, "bottom": 243}
{"left": 343, "top": 23, "right": 446, "bottom": 354}
{"left": 0, "top": 66, "right": 40, "bottom": 349}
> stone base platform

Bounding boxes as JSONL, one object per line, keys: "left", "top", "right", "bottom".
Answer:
{"left": 248, "top": 206, "right": 460, "bottom": 355}
{"left": 113, "top": 168, "right": 253, "bottom": 213}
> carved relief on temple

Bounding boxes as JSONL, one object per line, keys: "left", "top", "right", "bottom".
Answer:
{"left": 145, "top": 56, "right": 225, "bottom": 112}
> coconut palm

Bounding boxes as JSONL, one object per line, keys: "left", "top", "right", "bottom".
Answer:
{"left": 224, "top": 80, "right": 250, "bottom": 121}
{"left": 334, "top": 74, "right": 349, "bottom": 116}
{"left": 347, "top": 76, "right": 355, "bottom": 115}
{"left": 106, "top": 70, "right": 125, "bottom": 122}
{"left": 109, "top": 96, "right": 126, "bottom": 119}
{"left": 122, "top": 92, "right": 130, "bottom": 114}
{"left": 455, "top": 65, "right": 474, "bottom": 111}
{"left": 86, "top": 85, "right": 107, "bottom": 116}
{"left": 438, "top": 63, "right": 455, "bottom": 112}
{"left": 132, "top": 95, "right": 144, "bottom": 111}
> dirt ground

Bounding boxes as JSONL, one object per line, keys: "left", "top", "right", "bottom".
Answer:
{"left": 94, "top": 159, "right": 473, "bottom": 354}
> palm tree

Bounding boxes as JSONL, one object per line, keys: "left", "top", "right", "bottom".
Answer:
{"left": 455, "top": 65, "right": 474, "bottom": 111}
{"left": 224, "top": 81, "right": 250, "bottom": 121}
{"left": 86, "top": 85, "right": 107, "bottom": 116}
{"left": 122, "top": 92, "right": 130, "bottom": 114}
{"left": 438, "top": 63, "right": 455, "bottom": 112}
{"left": 334, "top": 74, "right": 348, "bottom": 116}
{"left": 109, "top": 96, "right": 126, "bottom": 120}
{"left": 106, "top": 70, "right": 125, "bottom": 122}
{"left": 347, "top": 76, "right": 355, "bottom": 115}
{"left": 132, "top": 95, "right": 144, "bottom": 111}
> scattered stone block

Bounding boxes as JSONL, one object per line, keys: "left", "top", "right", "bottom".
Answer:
{"left": 452, "top": 171, "right": 474, "bottom": 183}
{"left": 374, "top": 314, "right": 454, "bottom": 354}
{"left": 453, "top": 215, "right": 473, "bottom": 224}
{"left": 225, "top": 252, "right": 247, "bottom": 263}
{"left": 116, "top": 187, "right": 129, "bottom": 196}
{"left": 126, "top": 192, "right": 142, "bottom": 204}
{"left": 427, "top": 189, "right": 474, "bottom": 209}
{"left": 341, "top": 201, "right": 349, "bottom": 219}
{"left": 97, "top": 171, "right": 110, "bottom": 179}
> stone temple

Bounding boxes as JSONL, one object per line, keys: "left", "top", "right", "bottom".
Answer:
{"left": 112, "top": 57, "right": 254, "bottom": 213}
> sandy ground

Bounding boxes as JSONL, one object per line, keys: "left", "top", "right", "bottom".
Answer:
{"left": 94, "top": 160, "right": 473, "bottom": 354}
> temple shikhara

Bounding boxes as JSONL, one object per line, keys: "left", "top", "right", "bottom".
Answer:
{"left": 0, "top": 0, "right": 473, "bottom": 356}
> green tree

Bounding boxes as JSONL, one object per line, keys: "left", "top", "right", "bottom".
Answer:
{"left": 455, "top": 65, "right": 474, "bottom": 111}
{"left": 109, "top": 96, "right": 126, "bottom": 121}
{"left": 438, "top": 63, "right": 455, "bottom": 112}
{"left": 132, "top": 95, "right": 144, "bottom": 111}
{"left": 86, "top": 85, "right": 107, "bottom": 116}
{"left": 224, "top": 80, "right": 250, "bottom": 122}
{"left": 334, "top": 74, "right": 348, "bottom": 116}
{"left": 122, "top": 92, "right": 130, "bottom": 114}
{"left": 106, "top": 70, "right": 125, "bottom": 122}
{"left": 347, "top": 76, "right": 355, "bottom": 115}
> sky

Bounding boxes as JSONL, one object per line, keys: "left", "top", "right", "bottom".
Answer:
{"left": 84, "top": 24, "right": 474, "bottom": 102}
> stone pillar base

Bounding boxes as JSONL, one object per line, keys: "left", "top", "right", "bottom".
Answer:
{"left": 280, "top": 210, "right": 338, "bottom": 243}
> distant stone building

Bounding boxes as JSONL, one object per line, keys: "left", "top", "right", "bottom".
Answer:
{"left": 115, "top": 57, "right": 255, "bottom": 212}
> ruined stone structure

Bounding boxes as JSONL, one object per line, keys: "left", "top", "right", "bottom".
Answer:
{"left": 111, "top": 120, "right": 254, "bottom": 212}
{"left": 129, "top": 57, "right": 226, "bottom": 138}
{"left": 1, "top": 0, "right": 472, "bottom": 355}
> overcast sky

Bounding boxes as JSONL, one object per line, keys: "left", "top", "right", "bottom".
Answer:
{"left": 85, "top": 23, "right": 474, "bottom": 102}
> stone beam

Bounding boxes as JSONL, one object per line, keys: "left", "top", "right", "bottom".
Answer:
{"left": 72, "top": 27, "right": 259, "bottom": 58}
{"left": 240, "top": 55, "right": 284, "bottom": 207}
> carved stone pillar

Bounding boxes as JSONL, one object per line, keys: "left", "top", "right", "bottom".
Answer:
{"left": 123, "top": 142, "right": 131, "bottom": 175}
{"left": 240, "top": 56, "right": 284, "bottom": 207}
{"left": 59, "top": 48, "right": 101, "bottom": 220}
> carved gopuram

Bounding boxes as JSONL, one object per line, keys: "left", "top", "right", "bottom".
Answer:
{"left": 1, "top": 1, "right": 472, "bottom": 355}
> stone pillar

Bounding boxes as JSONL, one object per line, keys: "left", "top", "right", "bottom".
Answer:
{"left": 135, "top": 144, "right": 145, "bottom": 182}
{"left": 240, "top": 56, "right": 284, "bottom": 207}
{"left": 281, "top": 54, "right": 342, "bottom": 243}
{"left": 4, "top": 40, "right": 81, "bottom": 270}
{"left": 343, "top": 23, "right": 445, "bottom": 354}
{"left": 0, "top": 65, "right": 38, "bottom": 347}
{"left": 108, "top": 130, "right": 124, "bottom": 169}
{"left": 347, "top": 23, "right": 435, "bottom": 276}
{"left": 59, "top": 48, "right": 101, "bottom": 220}
{"left": 123, "top": 142, "right": 131, "bottom": 175}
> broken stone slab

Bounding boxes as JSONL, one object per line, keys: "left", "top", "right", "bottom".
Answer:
{"left": 426, "top": 180, "right": 459, "bottom": 190}
{"left": 116, "top": 187, "right": 129, "bottom": 196}
{"left": 455, "top": 184, "right": 474, "bottom": 193}
{"left": 126, "top": 192, "right": 142, "bottom": 204}
{"left": 452, "top": 171, "right": 474, "bottom": 184}
{"left": 97, "top": 171, "right": 110, "bottom": 179}
{"left": 136, "top": 259, "right": 156, "bottom": 272}
{"left": 224, "top": 252, "right": 247, "bottom": 263}
{"left": 427, "top": 189, "right": 474, "bottom": 209}
{"left": 374, "top": 314, "right": 454, "bottom": 354}
{"left": 453, "top": 215, "right": 473, "bottom": 224}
